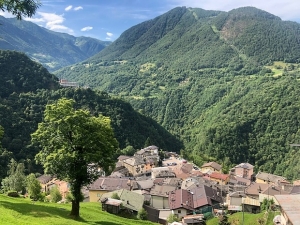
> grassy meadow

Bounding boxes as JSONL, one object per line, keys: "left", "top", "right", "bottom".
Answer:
{"left": 206, "top": 210, "right": 280, "bottom": 225}
{"left": 0, "top": 194, "right": 157, "bottom": 225}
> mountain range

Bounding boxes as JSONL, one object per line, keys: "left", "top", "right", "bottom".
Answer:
{"left": 55, "top": 6, "right": 300, "bottom": 180}
{"left": 0, "top": 15, "right": 111, "bottom": 72}
{"left": 1, "top": 6, "right": 300, "bottom": 181}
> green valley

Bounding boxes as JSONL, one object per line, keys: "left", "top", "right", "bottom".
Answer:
{"left": 55, "top": 7, "right": 300, "bottom": 180}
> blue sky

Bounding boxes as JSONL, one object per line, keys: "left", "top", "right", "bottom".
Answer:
{"left": 1, "top": 0, "right": 300, "bottom": 41}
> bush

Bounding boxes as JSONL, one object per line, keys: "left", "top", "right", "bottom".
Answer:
{"left": 137, "top": 208, "right": 147, "bottom": 220}
{"left": 49, "top": 186, "right": 62, "bottom": 203}
{"left": 7, "top": 191, "right": 19, "bottom": 197}
{"left": 111, "top": 192, "right": 120, "bottom": 200}
{"left": 65, "top": 192, "right": 74, "bottom": 203}
{"left": 167, "top": 213, "right": 179, "bottom": 223}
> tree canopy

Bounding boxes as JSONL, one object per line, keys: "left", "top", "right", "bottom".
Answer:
{"left": 0, "top": 0, "right": 41, "bottom": 19}
{"left": 31, "top": 98, "right": 119, "bottom": 217}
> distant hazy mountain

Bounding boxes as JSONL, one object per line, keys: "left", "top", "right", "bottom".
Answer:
{"left": 0, "top": 16, "right": 111, "bottom": 71}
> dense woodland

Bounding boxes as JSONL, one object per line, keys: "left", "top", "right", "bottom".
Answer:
{"left": 0, "top": 50, "right": 182, "bottom": 183}
{"left": 55, "top": 7, "right": 300, "bottom": 180}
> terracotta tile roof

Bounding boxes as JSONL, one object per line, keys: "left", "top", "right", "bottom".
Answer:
{"left": 169, "top": 189, "right": 194, "bottom": 210}
{"left": 210, "top": 172, "right": 229, "bottom": 181}
{"left": 170, "top": 184, "right": 222, "bottom": 210}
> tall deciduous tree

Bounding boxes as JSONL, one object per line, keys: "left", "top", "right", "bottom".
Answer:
{"left": 0, "top": 0, "right": 41, "bottom": 19}
{"left": 31, "top": 98, "right": 118, "bottom": 217}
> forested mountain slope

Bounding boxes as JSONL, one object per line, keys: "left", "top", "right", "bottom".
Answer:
{"left": 55, "top": 6, "right": 300, "bottom": 180}
{"left": 0, "top": 50, "right": 182, "bottom": 182}
{"left": 0, "top": 16, "right": 111, "bottom": 72}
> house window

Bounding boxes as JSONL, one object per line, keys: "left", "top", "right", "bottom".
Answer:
{"left": 178, "top": 210, "right": 181, "bottom": 213}
{"left": 97, "top": 193, "right": 101, "bottom": 197}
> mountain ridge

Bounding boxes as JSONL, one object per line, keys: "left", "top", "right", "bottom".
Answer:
{"left": 0, "top": 15, "right": 111, "bottom": 71}
{"left": 54, "top": 6, "right": 300, "bottom": 179}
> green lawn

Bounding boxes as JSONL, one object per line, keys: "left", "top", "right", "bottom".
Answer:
{"left": 206, "top": 211, "right": 280, "bottom": 225}
{"left": 0, "top": 194, "right": 157, "bottom": 225}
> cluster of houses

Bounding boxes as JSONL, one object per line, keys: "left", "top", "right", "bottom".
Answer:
{"left": 37, "top": 146, "right": 300, "bottom": 225}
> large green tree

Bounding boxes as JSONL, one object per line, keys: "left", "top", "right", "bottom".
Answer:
{"left": 0, "top": 0, "right": 41, "bottom": 19}
{"left": 31, "top": 98, "right": 119, "bottom": 217}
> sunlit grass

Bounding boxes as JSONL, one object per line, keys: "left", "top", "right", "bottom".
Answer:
{"left": 0, "top": 194, "right": 157, "bottom": 225}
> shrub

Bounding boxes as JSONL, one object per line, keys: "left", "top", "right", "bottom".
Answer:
{"left": 66, "top": 192, "right": 74, "bottom": 203}
{"left": 167, "top": 213, "right": 179, "bottom": 223}
{"left": 7, "top": 191, "right": 19, "bottom": 197}
{"left": 111, "top": 192, "right": 120, "bottom": 200}
{"left": 49, "top": 186, "right": 62, "bottom": 203}
{"left": 137, "top": 208, "right": 147, "bottom": 220}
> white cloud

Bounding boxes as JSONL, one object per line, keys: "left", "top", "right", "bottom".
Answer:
{"left": 106, "top": 32, "right": 113, "bottom": 37}
{"left": 26, "top": 12, "right": 74, "bottom": 34}
{"left": 106, "top": 37, "right": 111, "bottom": 40}
{"left": 65, "top": 5, "right": 73, "bottom": 11}
{"left": 74, "top": 6, "right": 83, "bottom": 11}
{"left": 81, "top": 26, "right": 93, "bottom": 31}
{"left": 0, "top": 11, "right": 14, "bottom": 18}
{"left": 168, "top": 0, "right": 300, "bottom": 22}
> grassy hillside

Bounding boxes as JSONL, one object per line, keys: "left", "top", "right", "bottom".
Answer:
{"left": 0, "top": 195, "right": 157, "bottom": 225}
{"left": 207, "top": 211, "right": 280, "bottom": 225}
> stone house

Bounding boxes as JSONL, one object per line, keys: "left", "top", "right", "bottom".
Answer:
{"left": 150, "top": 184, "right": 177, "bottom": 209}
{"left": 123, "top": 156, "right": 154, "bottom": 177}
{"left": 231, "top": 163, "right": 254, "bottom": 180}
{"left": 255, "top": 172, "right": 287, "bottom": 185}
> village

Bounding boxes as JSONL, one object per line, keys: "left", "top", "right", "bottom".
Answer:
{"left": 37, "top": 146, "right": 300, "bottom": 225}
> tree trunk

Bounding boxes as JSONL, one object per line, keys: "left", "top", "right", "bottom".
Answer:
{"left": 70, "top": 199, "right": 80, "bottom": 217}
{"left": 70, "top": 179, "right": 82, "bottom": 217}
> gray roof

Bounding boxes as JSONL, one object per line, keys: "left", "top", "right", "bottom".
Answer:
{"left": 235, "top": 163, "right": 254, "bottom": 169}
{"left": 123, "top": 157, "right": 145, "bottom": 166}
{"left": 201, "top": 162, "right": 222, "bottom": 171}
{"left": 88, "top": 177, "right": 130, "bottom": 191}
{"left": 150, "top": 184, "right": 177, "bottom": 197}
{"left": 275, "top": 195, "right": 300, "bottom": 225}
{"left": 256, "top": 172, "right": 286, "bottom": 184}
{"left": 136, "top": 179, "right": 155, "bottom": 190}
{"left": 37, "top": 174, "right": 53, "bottom": 184}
